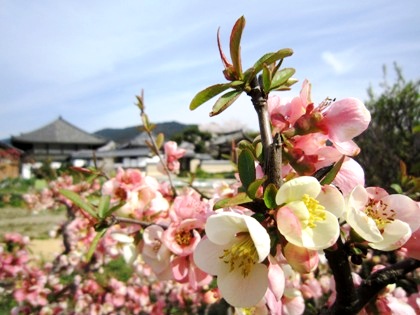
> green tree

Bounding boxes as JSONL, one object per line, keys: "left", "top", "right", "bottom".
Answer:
{"left": 171, "top": 125, "right": 212, "bottom": 153}
{"left": 356, "top": 64, "right": 419, "bottom": 193}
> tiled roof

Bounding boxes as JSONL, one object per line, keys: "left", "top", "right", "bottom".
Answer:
{"left": 11, "top": 117, "right": 107, "bottom": 145}
{"left": 118, "top": 132, "right": 150, "bottom": 148}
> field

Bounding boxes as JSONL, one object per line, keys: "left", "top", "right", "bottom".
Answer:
{"left": 0, "top": 206, "right": 65, "bottom": 259}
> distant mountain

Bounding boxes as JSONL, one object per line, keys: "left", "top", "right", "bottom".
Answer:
{"left": 94, "top": 121, "right": 194, "bottom": 144}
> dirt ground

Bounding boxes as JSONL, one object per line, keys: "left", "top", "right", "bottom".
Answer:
{"left": 28, "top": 239, "right": 63, "bottom": 260}
{"left": 0, "top": 207, "right": 66, "bottom": 259}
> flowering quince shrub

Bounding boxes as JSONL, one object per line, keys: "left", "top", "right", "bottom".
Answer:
{"left": 2, "top": 16, "right": 420, "bottom": 315}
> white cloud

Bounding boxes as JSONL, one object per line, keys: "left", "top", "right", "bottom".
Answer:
{"left": 321, "top": 50, "right": 357, "bottom": 75}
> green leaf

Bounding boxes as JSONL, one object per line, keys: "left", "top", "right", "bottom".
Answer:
{"left": 189, "top": 83, "right": 231, "bottom": 110}
{"left": 155, "top": 133, "right": 165, "bottom": 150}
{"left": 247, "top": 177, "right": 266, "bottom": 199}
{"left": 254, "top": 141, "right": 264, "bottom": 163}
{"left": 272, "top": 78, "right": 299, "bottom": 91}
{"left": 104, "top": 201, "right": 126, "bottom": 217}
{"left": 230, "top": 16, "right": 245, "bottom": 79}
{"left": 320, "top": 155, "right": 345, "bottom": 185}
{"left": 245, "top": 48, "right": 293, "bottom": 83}
{"left": 230, "top": 80, "right": 244, "bottom": 88}
{"left": 60, "top": 189, "right": 98, "bottom": 219}
{"left": 209, "top": 89, "right": 242, "bottom": 116}
{"left": 262, "top": 64, "right": 271, "bottom": 94}
{"left": 98, "top": 195, "right": 111, "bottom": 219}
{"left": 270, "top": 68, "right": 296, "bottom": 90}
{"left": 237, "top": 139, "right": 254, "bottom": 151}
{"left": 86, "top": 228, "right": 107, "bottom": 262}
{"left": 238, "top": 149, "right": 256, "bottom": 190}
{"left": 214, "top": 192, "right": 253, "bottom": 210}
{"left": 390, "top": 184, "right": 403, "bottom": 194}
{"left": 264, "top": 183, "right": 278, "bottom": 209}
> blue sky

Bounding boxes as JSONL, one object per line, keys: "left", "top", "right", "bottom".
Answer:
{"left": 1, "top": 0, "right": 419, "bottom": 140}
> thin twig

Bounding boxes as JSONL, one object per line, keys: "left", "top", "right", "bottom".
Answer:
{"left": 114, "top": 216, "right": 168, "bottom": 229}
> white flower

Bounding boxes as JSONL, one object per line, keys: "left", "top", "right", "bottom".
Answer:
{"left": 111, "top": 232, "right": 137, "bottom": 264}
{"left": 142, "top": 225, "right": 172, "bottom": 279}
{"left": 346, "top": 186, "right": 420, "bottom": 251}
{"left": 193, "top": 212, "right": 271, "bottom": 308}
{"left": 275, "top": 176, "right": 344, "bottom": 250}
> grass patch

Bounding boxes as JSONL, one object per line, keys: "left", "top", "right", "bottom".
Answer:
{"left": 95, "top": 256, "right": 134, "bottom": 285}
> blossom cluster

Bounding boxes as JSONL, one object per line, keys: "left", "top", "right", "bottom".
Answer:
{"left": 3, "top": 81, "right": 419, "bottom": 314}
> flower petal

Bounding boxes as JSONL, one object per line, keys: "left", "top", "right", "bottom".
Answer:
{"left": 276, "top": 176, "right": 321, "bottom": 205}
{"left": 277, "top": 206, "right": 304, "bottom": 246}
{"left": 122, "top": 244, "right": 137, "bottom": 264}
{"left": 332, "top": 140, "right": 361, "bottom": 156}
{"left": 332, "top": 158, "right": 365, "bottom": 196}
{"left": 369, "top": 220, "right": 412, "bottom": 251}
{"left": 348, "top": 185, "right": 369, "bottom": 210}
{"left": 218, "top": 263, "right": 268, "bottom": 308}
{"left": 316, "top": 185, "right": 345, "bottom": 218}
{"left": 193, "top": 237, "right": 230, "bottom": 276}
{"left": 301, "top": 211, "right": 340, "bottom": 250}
{"left": 323, "top": 97, "right": 371, "bottom": 142}
{"left": 243, "top": 215, "right": 271, "bottom": 262}
{"left": 268, "top": 255, "right": 285, "bottom": 301}
{"left": 111, "top": 233, "right": 134, "bottom": 243}
{"left": 205, "top": 212, "right": 247, "bottom": 245}
{"left": 382, "top": 194, "right": 420, "bottom": 232}
{"left": 403, "top": 228, "right": 420, "bottom": 260}
{"left": 346, "top": 204, "right": 383, "bottom": 243}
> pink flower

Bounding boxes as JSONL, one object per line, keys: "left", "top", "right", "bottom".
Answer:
{"left": 142, "top": 225, "right": 172, "bottom": 280}
{"left": 268, "top": 79, "right": 311, "bottom": 132}
{"left": 402, "top": 228, "right": 420, "bottom": 260}
{"left": 346, "top": 186, "right": 420, "bottom": 250}
{"left": 169, "top": 190, "right": 210, "bottom": 223}
{"left": 170, "top": 255, "right": 212, "bottom": 290}
{"left": 160, "top": 141, "right": 186, "bottom": 173}
{"left": 331, "top": 157, "right": 365, "bottom": 196}
{"left": 267, "top": 255, "right": 286, "bottom": 302}
{"left": 319, "top": 97, "right": 371, "bottom": 147}
{"left": 282, "top": 242, "right": 319, "bottom": 274}
{"left": 162, "top": 219, "right": 202, "bottom": 256}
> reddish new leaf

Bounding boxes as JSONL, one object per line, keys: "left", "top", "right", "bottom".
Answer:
{"left": 229, "top": 16, "right": 245, "bottom": 79}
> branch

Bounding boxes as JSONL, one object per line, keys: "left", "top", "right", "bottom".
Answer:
{"left": 114, "top": 216, "right": 168, "bottom": 229}
{"left": 265, "top": 133, "right": 283, "bottom": 188}
{"left": 351, "top": 258, "right": 420, "bottom": 313}
{"left": 247, "top": 76, "right": 272, "bottom": 158}
{"left": 247, "top": 76, "right": 283, "bottom": 188}
{"left": 321, "top": 237, "right": 356, "bottom": 315}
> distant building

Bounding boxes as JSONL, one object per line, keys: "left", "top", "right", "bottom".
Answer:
{"left": 209, "top": 129, "right": 249, "bottom": 160}
{"left": 0, "top": 142, "right": 22, "bottom": 180}
{"left": 11, "top": 117, "right": 107, "bottom": 177}
{"left": 9, "top": 117, "right": 242, "bottom": 178}
{"left": 71, "top": 132, "right": 157, "bottom": 174}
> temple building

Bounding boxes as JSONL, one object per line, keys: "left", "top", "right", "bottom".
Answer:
{"left": 11, "top": 117, "right": 107, "bottom": 176}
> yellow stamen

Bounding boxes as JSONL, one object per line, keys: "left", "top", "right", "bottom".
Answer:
{"left": 219, "top": 233, "right": 258, "bottom": 278}
{"left": 240, "top": 307, "right": 257, "bottom": 315}
{"left": 175, "top": 230, "right": 193, "bottom": 246}
{"left": 302, "top": 194, "right": 326, "bottom": 228}
{"left": 365, "top": 198, "right": 395, "bottom": 230}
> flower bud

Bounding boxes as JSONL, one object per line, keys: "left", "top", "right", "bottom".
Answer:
{"left": 283, "top": 242, "right": 319, "bottom": 274}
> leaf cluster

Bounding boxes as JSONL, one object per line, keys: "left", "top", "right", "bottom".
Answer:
{"left": 189, "top": 16, "right": 297, "bottom": 117}
{"left": 214, "top": 138, "right": 344, "bottom": 213}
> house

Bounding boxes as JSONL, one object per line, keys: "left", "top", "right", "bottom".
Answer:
{"left": 209, "top": 129, "right": 249, "bottom": 160}
{"left": 0, "top": 142, "right": 22, "bottom": 180}
{"left": 11, "top": 117, "right": 107, "bottom": 177}
{"left": 71, "top": 132, "right": 157, "bottom": 174}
